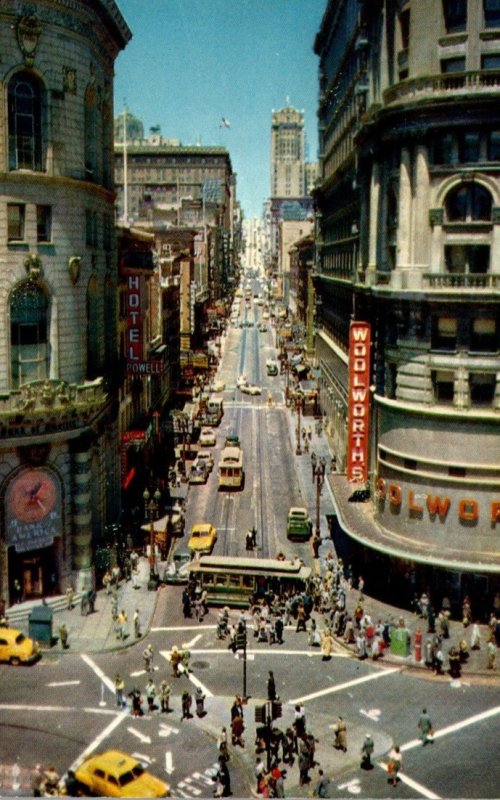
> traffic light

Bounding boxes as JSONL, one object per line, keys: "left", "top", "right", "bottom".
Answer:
{"left": 235, "top": 632, "right": 247, "bottom": 651}
{"left": 255, "top": 704, "right": 267, "bottom": 723}
{"left": 271, "top": 701, "right": 282, "bottom": 720}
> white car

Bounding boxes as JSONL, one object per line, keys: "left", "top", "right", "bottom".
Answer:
{"left": 199, "top": 427, "right": 216, "bottom": 447}
{"left": 212, "top": 379, "right": 226, "bottom": 392}
{"left": 195, "top": 450, "right": 214, "bottom": 473}
{"left": 237, "top": 374, "right": 248, "bottom": 388}
{"left": 240, "top": 383, "right": 262, "bottom": 395}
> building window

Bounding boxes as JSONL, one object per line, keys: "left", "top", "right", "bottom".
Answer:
{"left": 482, "top": 53, "right": 500, "bottom": 69}
{"left": 484, "top": 0, "right": 500, "bottom": 29}
{"left": 8, "top": 71, "right": 45, "bottom": 171}
{"left": 7, "top": 204, "right": 25, "bottom": 241}
{"left": 432, "top": 370, "right": 455, "bottom": 403}
{"left": 432, "top": 317, "right": 457, "bottom": 350}
{"left": 84, "top": 84, "right": 98, "bottom": 181}
{"left": 434, "top": 133, "right": 456, "bottom": 164}
{"left": 488, "top": 131, "right": 500, "bottom": 159}
{"left": 10, "top": 282, "right": 49, "bottom": 388}
{"left": 445, "top": 244, "right": 490, "bottom": 273}
{"left": 443, "top": 0, "right": 467, "bottom": 32}
{"left": 36, "top": 205, "right": 52, "bottom": 242}
{"left": 85, "top": 210, "right": 97, "bottom": 247}
{"left": 470, "top": 318, "right": 497, "bottom": 352}
{"left": 441, "top": 57, "right": 466, "bottom": 73}
{"left": 469, "top": 373, "right": 496, "bottom": 405}
{"left": 445, "top": 183, "right": 492, "bottom": 221}
{"left": 458, "top": 132, "right": 481, "bottom": 163}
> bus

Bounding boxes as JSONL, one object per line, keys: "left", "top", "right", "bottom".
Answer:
{"left": 188, "top": 555, "right": 312, "bottom": 607}
{"left": 218, "top": 446, "right": 244, "bottom": 489}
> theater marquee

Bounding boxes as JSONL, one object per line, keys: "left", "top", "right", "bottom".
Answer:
{"left": 347, "top": 321, "right": 371, "bottom": 483}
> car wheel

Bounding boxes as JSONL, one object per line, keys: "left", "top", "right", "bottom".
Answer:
{"left": 9, "top": 656, "right": 21, "bottom": 666}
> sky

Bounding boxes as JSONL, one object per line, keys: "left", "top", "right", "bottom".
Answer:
{"left": 113, "top": 0, "right": 326, "bottom": 219}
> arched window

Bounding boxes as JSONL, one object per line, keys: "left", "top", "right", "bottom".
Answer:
{"left": 84, "top": 85, "right": 98, "bottom": 181}
{"left": 10, "top": 282, "right": 49, "bottom": 387}
{"left": 87, "top": 275, "right": 100, "bottom": 379}
{"left": 445, "top": 183, "right": 492, "bottom": 222}
{"left": 8, "top": 71, "right": 45, "bottom": 171}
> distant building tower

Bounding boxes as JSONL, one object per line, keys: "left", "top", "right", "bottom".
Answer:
{"left": 271, "top": 105, "right": 305, "bottom": 198}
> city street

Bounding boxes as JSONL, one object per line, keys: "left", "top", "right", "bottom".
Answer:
{"left": 1, "top": 293, "right": 499, "bottom": 798}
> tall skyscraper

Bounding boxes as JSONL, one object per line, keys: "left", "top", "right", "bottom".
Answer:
{"left": 270, "top": 105, "right": 305, "bottom": 198}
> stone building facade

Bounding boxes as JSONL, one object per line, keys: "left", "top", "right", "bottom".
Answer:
{"left": 0, "top": 1, "right": 130, "bottom": 604}
{"left": 314, "top": 0, "right": 500, "bottom": 613}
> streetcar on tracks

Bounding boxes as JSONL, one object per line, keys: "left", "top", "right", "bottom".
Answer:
{"left": 218, "top": 445, "right": 244, "bottom": 490}
{"left": 188, "top": 555, "right": 312, "bottom": 606}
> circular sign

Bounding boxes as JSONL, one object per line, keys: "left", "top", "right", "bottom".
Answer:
{"left": 9, "top": 470, "right": 57, "bottom": 524}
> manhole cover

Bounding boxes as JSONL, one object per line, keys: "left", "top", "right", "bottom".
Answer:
{"left": 191, "top": 660, "right": 210, "bottom": 669}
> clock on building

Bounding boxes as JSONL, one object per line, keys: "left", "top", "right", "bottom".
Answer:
{"left": 9, "top": 470, "right": 57, "bottom": 524}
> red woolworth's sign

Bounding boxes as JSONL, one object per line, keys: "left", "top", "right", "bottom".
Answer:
{"left": 126, "top": 274, "right": 143, "bottom": 366}
{"left": 347, "top": 321, "right": 371, "bottom": 484}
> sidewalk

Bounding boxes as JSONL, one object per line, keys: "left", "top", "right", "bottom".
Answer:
{"left": 286, "top": 404, "right": 499, "bottom": 683}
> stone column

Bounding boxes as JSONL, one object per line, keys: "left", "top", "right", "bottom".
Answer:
{"left": 71, "top": 442, "right": 94, "bottom": 591}
{"left": 397, "top": 147, "right": 412, "bottom": 267}
{"left": 412, "top": 145, "right": 430, "bottom": 267}
{"left": 368, "top": 161, "right": 381, "bottom": 271}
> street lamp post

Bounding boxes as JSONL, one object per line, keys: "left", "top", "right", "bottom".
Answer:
{"left": 295, "top": 389, "right": 304, "bottom": 455}
{"left": 143, "top": 486, "right": 161, "bottom": 588}
{"left": 312, "top": 456, "right": 326, "bottom": 538}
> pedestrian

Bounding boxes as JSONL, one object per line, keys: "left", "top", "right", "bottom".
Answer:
{"left": 80, "top": 590, "right": 88, "bottom": 616}
{"left": 195, "top": 686, "right": 206, "bottom": 717}
{"left": 65, "top": 586, "right": 74, "bottom": 610}
{"left": 470, "top": 621, "right": 481, "bottom": 650}
{"left": 309, "top": 618, "right": 321, "bottom": 647}
{"left": 111, "top": 594, "right": 118, "bottom": 622}
{"left": 129, "top": 686, "right": 143, "bottom": 717}
{"left": 298, "top": 740, "right": 311, "bottom": 786}
{"left": 88, "top": 588, "right": 96, "bottom": 613}
{"left": 181, "top": 689, "right": 192, "bottom": 719}
{"left": 311, "top": 534, "right": 321, "bottom": 559}
{"left": 143, "top": 643, "right": 154, "bottom": 673}
{"left": 13, "top": 578, "right": 22, "bottom": 603}
{"left": 231, "top": 712, "right": 245, "bottom": 746}
{"left": 267, "top": 670, "right": 277, "bottom": 701}
{"left": 360, "top": 733, "right": 374, "bottom": 769}
{"left": 417, "top": 708, "right": 434, "bottom": 745}
{"left": 214, "top": 756, "right": 231, "bottom": 797}
{"left": 58, "top": 623, "right": 69, "bottom": 649}
{"left": 43, "top": 766, "right": 59, "bottom": 795}
{"left": 116, "top": 609, "right": 128, "bottom": 639}
{"left": 333, "top": 716, "right": 347, "bottom": 752}
{"left": 255, "top": 757, "right": 266, "bottom": 794}
{"left": 250, "top": 526, "right": 257, "bottom": 548}
{"left": 296, "top": 603, "right": 307, "bottom": 632}
{"left": 487, "top": 636, "right": 497, "bottom": 670}
{"left": 314, "top": 768, "right": 330, "bottom": 797}
{"left": 246, "top": 529, "right": 254, "bottom": 551}
{"left": 145, "top": 678, "right": 156, "bottom": 711}
{"left": 293, "top": 704, "right": 306, "bottom": 741}
{"left": 387, "top": 745, "right": 402, "bottom": 786}
{"left": 115, "top": 673, "right": 127, "bottom": 709}
{"left": 133, "top": 608, "right": 141, "bottom": 638}
{"left": 103, "top": 571, "right": 112, "bottom": 595}
{"left": 159, "top": 680, "right": 171, "bottom": 713}
{"left": 63, "top": 770, "right": 80, "bottom": 797}
{"left": 274, "top": 614, "right": 284, "bottom": 645}
{"left": 31, "top": 764, "right": 44, "bottom": 797}
{"left": 218, "top": 727, "right": 230, "bottom": 763}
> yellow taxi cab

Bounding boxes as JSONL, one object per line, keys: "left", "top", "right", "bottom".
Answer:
{"left": 188, "top": 523, "right": 217, "bottom": 555}
{"left": 74, "top": 750, "right": 169, "bottom": 797}
{"left": 0, "top": 627, "right": 41, "bottom": 665}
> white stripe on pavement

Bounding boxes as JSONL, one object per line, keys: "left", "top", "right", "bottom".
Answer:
{"left": 401, "top": 703, "right": 500, "bottom": 752}
{"left": 160, "top": 651, "right": 213, "bottom": 697}
{"left": 290, "top": 667, "right": 399, "bottom": 704}
{"left": 378, "top": 762, "right": 441, "bottom": 799}
{"left": 0, "top": 704, "right": 117, "bottom": 715}
{"left": 159, "top": 647, "right": 347, "bottom": 657}
{"left": 68, "top": 708, "right": 129, "bottom": 771}
{"left": 81, "top": 653, "right": 116, "bottom": 693}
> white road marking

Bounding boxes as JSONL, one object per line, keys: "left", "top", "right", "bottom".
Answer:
{"left": 152, "top": 625, "right": 217, "bottom": 632}
{"left": 378, "top": 762, "right": 441, "bottom": 799}
{"left": 401, "top": 703, "right": 500, "bottom": 752}
{"left": 80, "top": 653, "right": 115, "bottom": 693}
{"left": 182, "top": 634, "right": 203, "bottom": 648}
{"left": 0, "top": 704, "right": 117, "bottom": 715}
{"left": 128, "top": 726, "right": 152, "bottom": 744}
{"left": 290, "top": 667, "right": 399, "bottom": 704}
{"left": 360, "top": 707, "right": 381, "bottom": 721}
{"left": 130, "top": 669, "right": 146, "bottom": 677}
{"left": 132, "top": 752, "right": 152, "bottom": 764}
{"left": 69, "top": 708, "right": 129, "bottom": 771}
{"left": 159, "top": 723, "right": 179, "bottom": 737}
{"left": 46, "top": 680, "right": 81, "bottom": 687}
{"left": 337, "top": 778, "right": 361, "bottom": 794}
{"left": 165, "top": 751, "right": 174, "bottom": 774}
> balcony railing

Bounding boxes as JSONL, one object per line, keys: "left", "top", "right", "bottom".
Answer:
{"left": 424, "top": 273, "right": 500, "bottom": 289}
{"left": 383, "top": 69, "right": 500, "bottom": 106}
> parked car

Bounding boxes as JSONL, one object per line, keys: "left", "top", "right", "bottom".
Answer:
{"left": 266, "top": 359, "right": 278, "bottom": 376}
{"left": 224, "top": 431, "right": 240, "bottom": 447}
{"left": 188, "top": 523, "right": 217, "bottom": 555}
{"left": 164, "top": 549, "right": 192, "bottom": 584}
{"left": 0, "top": 628, "right": 41, "bottom": 665}
{"left": 74, "top": 750, "right": 169, "bottom": 797}
{"left": 258, "top": 323, "right": 268, "bottom": 332}
{"left": 195, "top": 450, "right": 214, "bottom": 473}
{"left": 286, "top": 507, "right": 312, "bottom": 540}
{"left": 189, "top": 462, "right": 208, "bottom": 484}
{"left": 199, "top": 427, "right": 216, "bottom": 447}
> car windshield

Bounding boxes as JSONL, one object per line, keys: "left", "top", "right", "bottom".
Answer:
{"left": 15, "top": 633, "right": 25, "bottom": 645}
{"left": 118, "top": 764, "right": 144, "bottom": 786}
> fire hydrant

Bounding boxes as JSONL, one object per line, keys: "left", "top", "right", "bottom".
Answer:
{"left": 414, "top": 626, "right": 422, "bottom": 662}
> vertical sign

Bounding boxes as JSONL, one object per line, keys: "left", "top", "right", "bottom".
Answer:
{"left": 347, "top": 321, "right": 371, "bottom": 483}
{"left": 126, "top": 274, "right": 143, "bottom": 366}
